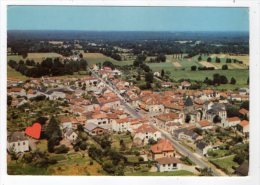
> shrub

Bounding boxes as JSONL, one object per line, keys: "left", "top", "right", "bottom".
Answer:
{"left": 80, "top": 142, "right": 87, "bottom": 151}
{"left": 55, "top": 144, "right": 69, "bottom": 154}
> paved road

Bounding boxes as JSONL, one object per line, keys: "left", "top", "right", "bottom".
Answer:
{"left": 150, "top": 124, "right": 227, "bottom": 176}
{"left": 90, "top": 68, "right": 142, "bottom": 118}
{"left": 89, "top": 68, "right": 226, "bottom": 176}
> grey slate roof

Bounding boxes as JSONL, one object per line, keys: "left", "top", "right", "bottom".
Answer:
{"left": 8, "top": 132, "right": 28, "bottom": 142}
{"left": 184, "top": 96, "right": 193, "bottom": 107}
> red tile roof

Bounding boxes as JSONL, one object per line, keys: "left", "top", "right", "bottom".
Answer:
{"left": 239, "top": 108, "right": 249, "bottom": 115}
{"left": 135, "top": 124, "right": 158, "bottom": 134}
{"left": 198, "top": 120, "right": 211, "bottom": 127}
{"left": 116, "top": 118, "right": 130, "bottom": 124}
{"left": 150, "top": 139, "right": 174, "bottom": 154}
{"left": 227, "top": 117, "right": 241, "bottom": 122}
{"left": 156, "top": 157, "right": 181, "bottom": 165}
{"left": 240, "top": 120, "right": 249, "bottom": 127}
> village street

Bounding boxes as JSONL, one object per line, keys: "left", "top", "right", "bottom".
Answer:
{"left": 89, "top": 68, "right": 227, "bottom": 176}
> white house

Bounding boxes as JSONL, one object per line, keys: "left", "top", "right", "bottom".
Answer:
{"left": 47, "top": 91, "right": 66, "bottom": 100}
{"left": 133, "top": 124, "right": 161, "bottom": 145}
{"left": 223, "top": 117, "right": 241, "bottom": 128}
{"left": 8, "top": 87, "right": 26, "bottom": 97}
{"left": 64, "top": 129, "right": 78, "bottom": 143}
{"left": 156, "top": 157, "right": 182, "bottom": 172}
{"left": 7, "top": 132, "right": 29, "bottom": 153}
{"left": 86, "top": 112, "right": 110, "bottom": 128}
{"left": 59, "top": 116, "right": 73, "bottom": 130}
{"left": 238, "top": 120, "right": 249, "bottom": 134}
{"left": 111, "top": 118, "right": 131, "bottom": 132}
{"left": 112, "top": 69, "right": 122, "bottom": 76}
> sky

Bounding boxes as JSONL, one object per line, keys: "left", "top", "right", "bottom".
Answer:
{"left": 8, "top": 6, "right": 249, "bottom": 32}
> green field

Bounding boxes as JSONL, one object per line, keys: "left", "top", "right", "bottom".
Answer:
{"left": 83, "top": 52, "right": 133, "bottom": 66}
{"left": 148, "top": 54, "right": 248, "bottom": 72}
{"left": 169, "top": 69, "right": 249, "bottom": 90}
{"left": 111, "top": 133, "right": 133, "bottom": 150}
{"left": 210, "top": 155, "right": 239, "bottom": 174}
{"left": 125, "top": 170, "right": 194, "bottom": 176}
{"left": 198, "top": 55, "right": 248, "bottom": 70}
{"left": 147, "top": 62, "right": 176, "bottom": 72}
{"left": 8, "top": 53, "right": 63, "bottom": 63}
{"left": 8, "top": 162, "right": 50, "bottom": 175}
{"left": 7, "top": 66, "right": 28, "bottom": 80}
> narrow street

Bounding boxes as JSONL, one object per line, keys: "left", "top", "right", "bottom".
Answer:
{"left": 89, "top": 67, "right": 226, "bottom": 176}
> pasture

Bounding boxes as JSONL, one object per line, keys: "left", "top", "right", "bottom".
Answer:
{"left": 169, "top": 69, "right": 249, "bottom": 90}
{"left": 7, "top": 66, "right": 28, "bottom": 80}
{"left": 7, "top": 52, "right": 63, "bottom": 63}
{"left": 83, "top": 52, "right": 133, "bottom": 66}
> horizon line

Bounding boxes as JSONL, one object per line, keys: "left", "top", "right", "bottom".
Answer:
{"left": 7, "top": 29, "right": 249, "bottom": 33}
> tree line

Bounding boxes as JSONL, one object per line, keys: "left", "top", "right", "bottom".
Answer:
{"left": 8, "top": 57, "right": 88, "bottom": 78}
{"left": 204, "top": 74, "right": 237, "bottom": 85}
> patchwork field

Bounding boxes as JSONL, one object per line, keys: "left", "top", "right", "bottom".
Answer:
{"left": 209, "top": 54, "right": 249, "bottom": 65}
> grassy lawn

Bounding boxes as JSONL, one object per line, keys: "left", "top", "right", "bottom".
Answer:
{"left": 8, "top": 161, "right": 50, "bottom": 175}
{"left": 35, "top": 140, "right": 48, "bottom": 152}
{"left": 210, "top": 155, "right": 239, "bottom": 174}
{"left": 7, "top": 66, "right": 28, "bottom": 80}
{"left": 125, "top": 155, "right": 140, "bottom": 163}
{"left": 207, "top": 149, "right": 230, "bottom": 159}
{"left": 48, "top": 152, "right": 104, "bottom": 175}
{"left": 125, "top": 170, "right": 194, "bottom": 176}
{"left": 111, "top": 133, "right": 133, "bottom": 150}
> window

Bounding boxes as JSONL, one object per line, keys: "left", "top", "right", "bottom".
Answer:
{"left": 23, "top": 142, "right": 26, "bottom": 145}
{"left": 18, "top": 142, "right": 20, "bottom": 146}
{"left": 163, "top": 164, "right": 166, "bottom": 167}
{"left": 103, "top": 121, "right": 106, "bottom": 124}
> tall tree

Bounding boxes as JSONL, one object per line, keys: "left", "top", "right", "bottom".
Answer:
{"left": 230, "top": 77, "right": 236, "bottom": 85}
{"left": 45, "top": 116, "right": 62, "bottom": 143}
{"left": 161, "top": 69, "right": 165, "bottom": 78}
